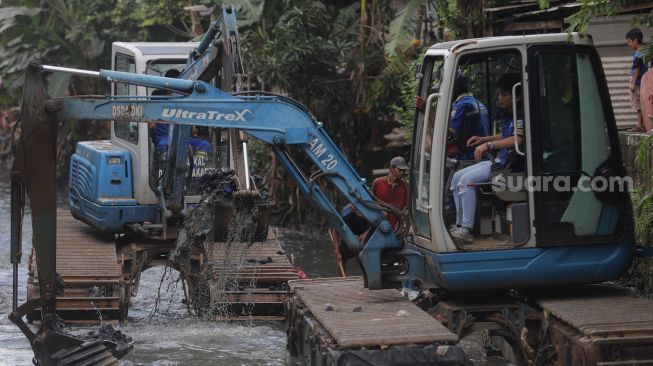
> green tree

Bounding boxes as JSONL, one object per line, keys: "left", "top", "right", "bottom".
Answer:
{"left": 0, "top": 0, "right": 193, "bottom": 103}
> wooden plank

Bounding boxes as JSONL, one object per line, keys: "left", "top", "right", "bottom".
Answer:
{"left": 289, "top": 277, "right": 457, "bottom": 348}
{"left": 206, "top": 231, "right": 299, "bottom": 288}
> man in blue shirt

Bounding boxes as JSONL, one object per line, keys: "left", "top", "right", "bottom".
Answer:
{"left": 448, "top": 75, "right": 490, "bottom": 159}
{"left": 150, "top": 90, "right": 210, "bottom": 155}
{"left": 450, "top": 73, "right": 524, "bottom": 243}
{"left": 415, "top": 74, "right": 489, "bottom": 160}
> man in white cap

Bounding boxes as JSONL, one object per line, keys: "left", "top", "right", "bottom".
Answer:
{"left": 372, "top": 156, "right": 409, "bottom": 230}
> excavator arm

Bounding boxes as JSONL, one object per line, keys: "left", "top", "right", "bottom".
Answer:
{"left": 10, "top": 64, "right": 133, "bottom": 366}
{"left": 41, "top": 65, "right": 403, "bottom": 290}
{"left": 165, "top": 4, "right": 249, "bottom": 215}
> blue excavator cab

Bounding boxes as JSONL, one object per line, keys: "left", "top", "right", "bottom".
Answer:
{"left": 67, "top": 41, "right": 230, "bottom": 233}
{"left": 407, "top": 34, "right": 633, "bottom": 290}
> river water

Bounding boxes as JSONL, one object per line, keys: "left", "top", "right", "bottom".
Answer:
{"left": 0, "top": 174, "right": 501, "bottom": 365}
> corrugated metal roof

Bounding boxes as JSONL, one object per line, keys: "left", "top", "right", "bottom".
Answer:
{"left": 601, "top": 56, "right": 637, "bottom": 128}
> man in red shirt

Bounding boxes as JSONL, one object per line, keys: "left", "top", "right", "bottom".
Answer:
{"left": 329, "top": 156, "right": 410, "bottom": 276}
{"left": 372, "top": 156, "right": 409, "bottom": 230}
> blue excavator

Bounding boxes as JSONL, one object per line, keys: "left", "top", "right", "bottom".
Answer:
{"left": 9, "top": 4, "right": 653, "bottom": 365}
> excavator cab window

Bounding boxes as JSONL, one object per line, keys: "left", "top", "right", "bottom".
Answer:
{"left": 529, "top": 46, "right": 626, "bottom": 245}
{"left": 113, "top": 53, "right": 138, "bottom": 145}
{"left": 142, "top": 60, "right": 227, "bottom": 196}
{"left": 411, "top": 55, "right": 444, "bottom": 240}
{"left": 442, "top": 49, "right": 530, "bottom": 249}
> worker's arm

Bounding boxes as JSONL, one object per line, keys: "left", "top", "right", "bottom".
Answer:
{"left": 630, "top": 55, "right": 643, "bottom": 92}
{"left": 467, "top": 119, "right": 524, "bottom": 161}
{"left": 631, "top": 67, "right": 641, "bottom": 92}
{"left": 473, "top": 135, "right": 524, "bottom": 161}
{"left": 466, "top": 134, "right": 501, "bottom": 146}
{"left": 414, "top": 96, "right": 436, "bottom": 125}
{"left": 448, "top": 103, "right": 467, "bottom": 137}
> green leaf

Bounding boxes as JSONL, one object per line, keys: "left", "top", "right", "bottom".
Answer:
{"left": 0, "top": 6, "right": 40, "bottom": 21}
{"left": 635, "top": 190, "right": 653, "bottom": 215}
{"left": 385, "top": 0, "right": 421, "bottom": 57}
{"left": 46, "top": 71, "right": 71, "bottom": 97}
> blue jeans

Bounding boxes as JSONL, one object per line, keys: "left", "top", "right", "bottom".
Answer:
{"left": 450, "top": 160, "right": 492, "bottom": 229}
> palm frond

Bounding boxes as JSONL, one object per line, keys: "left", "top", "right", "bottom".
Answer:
{"left": 385, "top": 0, "right": 421, "bottom": 57}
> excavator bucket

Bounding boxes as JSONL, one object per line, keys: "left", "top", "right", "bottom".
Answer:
{"left": 233, "top": 189, "right": 269, "bottom": 242}
{"left": 10, "top": 63, "right": 133, "bottom": 365}
{"left": 199, "top": 170, "right": 269, "bottom": 243}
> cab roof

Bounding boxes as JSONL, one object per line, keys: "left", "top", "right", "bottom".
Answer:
{"left": 113, "top": 42, "right": 198, "bottom": 57}
{"left": 428, "top": 33, "right": 593, "bottom": 53}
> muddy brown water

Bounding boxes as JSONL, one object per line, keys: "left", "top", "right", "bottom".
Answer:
{"left": 0, "top": 175, "right": 504, "bottom": 365}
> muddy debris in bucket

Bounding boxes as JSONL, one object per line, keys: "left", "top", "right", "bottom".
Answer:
{"left": 169, "top": 169, "right": 270, "bottom": 319}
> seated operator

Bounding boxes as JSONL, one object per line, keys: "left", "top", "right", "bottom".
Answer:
{"left": 449, "top": 73, "right": 524, "bottom": 244}
{"left": 151, "top": 69, "right": 210, "bottom": 157}
{"left": 415, "top": 74, "right": 490, "bottom": 160}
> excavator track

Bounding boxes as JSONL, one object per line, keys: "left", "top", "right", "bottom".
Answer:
{"left": 27, "top": 210, "right": 126, "bottom": 323}
{"left": 532, "top": 285, "right": 653, "bottom": 365}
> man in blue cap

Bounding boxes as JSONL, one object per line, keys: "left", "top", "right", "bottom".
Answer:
{"left": 415, "top": 74, "right": 490, "bottom": 160}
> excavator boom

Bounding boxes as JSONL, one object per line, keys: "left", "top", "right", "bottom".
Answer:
{"left": 33, "top": 63, "right": 402, "bottom": 289}
{"left": 10, "top": 60, "right": 132, "bottom": 366}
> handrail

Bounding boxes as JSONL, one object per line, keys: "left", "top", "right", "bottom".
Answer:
{"left": 512, "top": 82, "right": 525, "bottom": 156}
{"left": 417, "top": 92, "right": 440, "bottom": 211}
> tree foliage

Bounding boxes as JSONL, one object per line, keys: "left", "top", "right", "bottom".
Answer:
{"left": 0, "top": 0, "right": 193, "bottom": 103}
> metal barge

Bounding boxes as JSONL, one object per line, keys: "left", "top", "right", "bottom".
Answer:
{"left": 27, "top": 210, "right": 299, "bottom": 323}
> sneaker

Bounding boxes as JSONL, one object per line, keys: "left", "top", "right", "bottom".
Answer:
{"left": 449, "top": 224, "right": 461, "bottom": 233}
{"left": 451, "top": 227, "right": 474, "bottom": 243}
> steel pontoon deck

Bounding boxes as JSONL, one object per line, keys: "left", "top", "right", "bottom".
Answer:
{"left": 286, "top": 277, "right": 467, "bottom": 366}
{"left": 28, "top": 210, "right": 123, "bottom": 323}
{"left": 28, "top": 212, "right": 300, "bottom": 323}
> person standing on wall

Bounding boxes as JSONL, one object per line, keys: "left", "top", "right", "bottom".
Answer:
{"left": 626, "top": 27, "right": 649, "bottom": 133}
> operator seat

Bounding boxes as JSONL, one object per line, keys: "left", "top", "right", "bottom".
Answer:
{"left": 478, "top": 149, "right": 526, "bottom": 202}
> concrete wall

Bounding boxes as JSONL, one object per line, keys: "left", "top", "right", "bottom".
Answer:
{"left": 619, "top": 131, "right": 653, "bottom": 193}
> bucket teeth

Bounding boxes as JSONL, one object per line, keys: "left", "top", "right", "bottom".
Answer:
{"left": 37, "top": 324, "right": 133, "bottom": 366}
